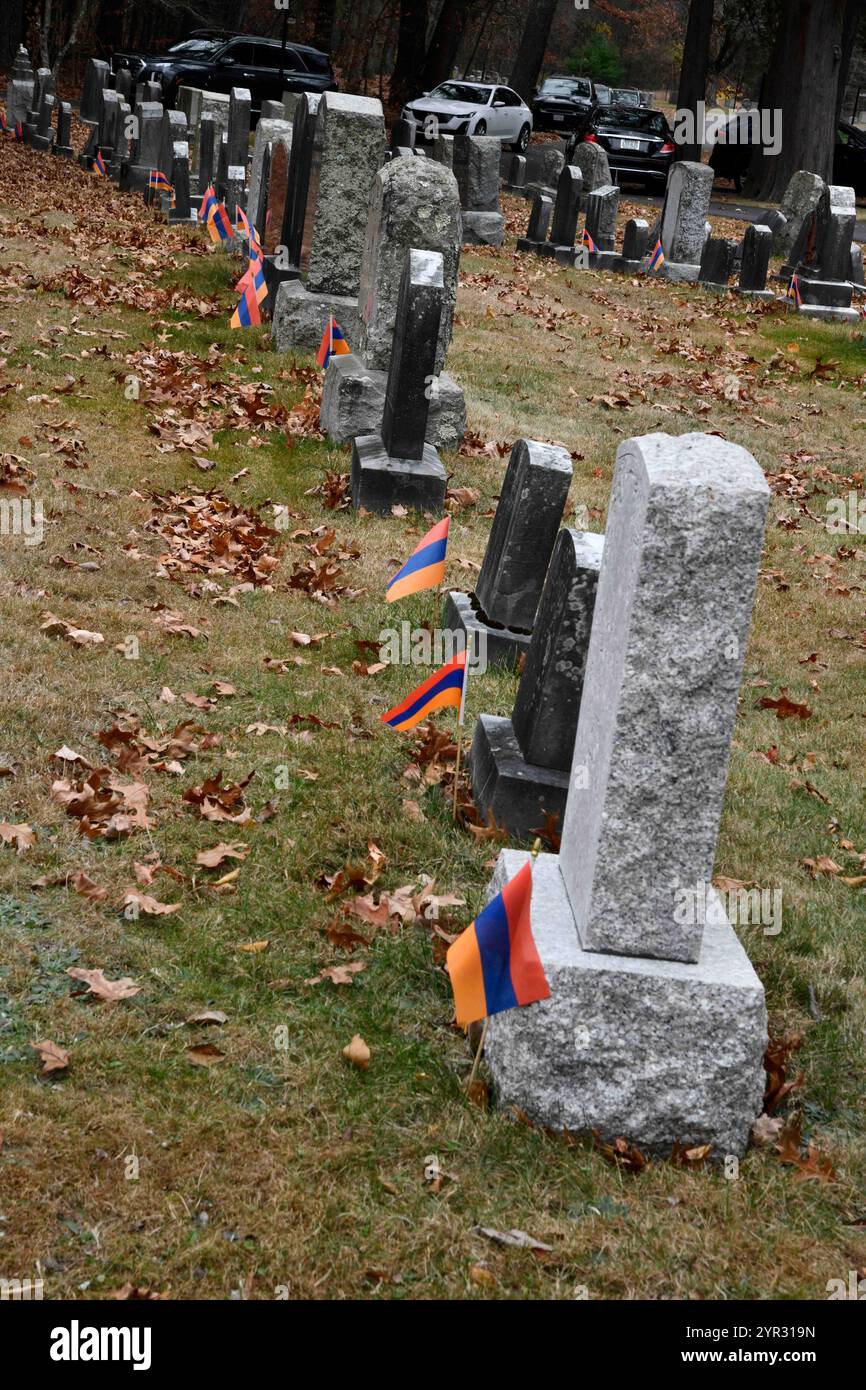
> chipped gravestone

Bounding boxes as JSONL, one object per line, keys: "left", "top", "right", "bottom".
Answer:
{"left": 768, "top": 169, "right": 826, "bottom": 258}
{"left": 248, "top": 116, "right": 292, "bottom": 237}
{"left": 539, "top": 166, "right": 582, "bottom": 263}
{"left": 470, "top": 528, "right": 604, "bottom": 838}
{"left": 483, "top": 431, "right": 770, "bottom": 1157}
{"left": 698, "top": 235, "right": 737, "bottom": 292}
{"left": 787, "top": 184, "right": 859, "bottom": 321}
{"left": 734, "top": 223, "right": 774, "bottom": 300}
{"left": 516, "top": 192, "right": 553, "bottom": 253}
{"left": 272, "top": 92, "right": 386, "bottom": 353}
{"left": 584, "top": 184, "right": 620, "bottom": 267}
{"left": 53, "top": 102, "right": 74, "bottom": 159}
{"left": 122, "top": 101, "right": 163, "bottom": 193}
{"left": 443, "top": 440, "right": 572, "bottom": 669}
{"left": 321, "top": 157, "right": 464, "bottom": 450}
{"left": 657, "top": 160, "right": 714, "bottom": 280}
{"left": 350, "top": 249, "right": 447, "bottom": 516}
{"left": 565, "top": 137, "right": 611, "bottom": 208}
{"left": 525, "top": 144, "right": 564, "bottom": 201}
{"left": 453, "top": 135, "right": 505, "bottom": 246}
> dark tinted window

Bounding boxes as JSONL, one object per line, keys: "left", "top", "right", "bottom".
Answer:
{"left": 540, "top": 78, "right": 591, "bottom": 99}
{"left": 302, "top": 51, "right": 331, "bottom": 75}
{"left": 167, "top": 40, "right": 222, "bottom": 56}
{"left": 496, "top": 87, "right": 521, "bottom": 107}
{"left": 224, "top": 42, "right": 257, "bottom": 64}
{"left": 597, "top": 108, "right": 668, "bottom": 136}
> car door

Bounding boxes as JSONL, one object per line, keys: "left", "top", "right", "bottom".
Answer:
{"left": 491, "top": 88, "right": 512, "bottom": 138}
{"left": 205, "top": 39, "right": 257, "bottom": 98}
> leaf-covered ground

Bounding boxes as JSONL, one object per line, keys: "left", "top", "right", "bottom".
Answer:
{"left": 0, "top": 135, "right": 865, "bottom": 1301}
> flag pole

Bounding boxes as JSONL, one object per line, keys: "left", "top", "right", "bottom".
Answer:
{"left": 452, "top": 632, "right": 471, "bottom": 820}
{"left": 466, "top": 1016, "right": 489, "bottom": 1092}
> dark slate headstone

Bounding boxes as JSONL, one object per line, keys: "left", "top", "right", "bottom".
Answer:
{"left": 254, "top": 142, "right": 272, "bottom": 241}
{"left": 198, "top": 112, "right": 217, "bottom": 192}
{"left": 548, "top": 165, "right": 582, "bottom": 249}
{"left": 32, "top": 93, "right": 56, "bottom": 151}
{"left": 698, "top": 235, "right": 736, "bottom": 288}
{"left": 227, "top": 86, "right": 251, "bottom": 173}
{"left": 169, "top": 147, "right": 193, "bottom": 222}
{"left": 350, "top": 248, "right": 447, "bottom": 516}
{"left": 159, "top": 109, "right": 187, "bottom": 179}
{"left": 506, "top": 153, "right": 527, "bottom": 190}
{"left": 737, "top": 223, "right": 772, "bottom": 293}
{"left": 390, "top": 115, "right": 417, "bottom": 152}
{"left": 475, "top": 439, "right": 573, "bottom": 632}
{"left": 452, "top": 134, "right": 500, "bottom": 212}
{"left": 54, "top": 101, "right": 74, "bottom": 158}
{"left": 281, "top": 93, "right": 321, "bottom": 266}
{"left": 622, "top": 217, "right": 649, "bottom": 262}
{"left": 517, "top": 192, "right": 553, "bottom": 252}
{"left": 585, "top": 183, "right": 620, "bottom": 253}
{"left": 813, "top": 185, "right": 857, "bottom": 282}
{"left": 80, "top": 58, "right": 110, "bottom": 123}
{"left": 98, "top": 88, "right": 120, "bottom": 158}
{"left": 469, "top": 528, "right": 605, "bottom": 838}
{"left": 109, "top": 100, "right": 132, "bottom": 178}
{"left": 123, "top": 101, "right": 163, "bottom": 192}
{"left": 116, "top": 68, "right": 133, "bottom": 105}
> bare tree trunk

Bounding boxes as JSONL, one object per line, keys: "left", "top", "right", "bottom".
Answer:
{"left": 462, "top": 0, "right": 498, "bottom": 78}
{"left": 313, "top": 0, "right": 338, "bottom": 53}
{"left": 391, "top": 0, "right": 430, "bottom": 108}
{"left": 51, "top": 0, "right": 98, "bottom": 77}
{"left": 509, "top": 0, "right": 559, "bottom": 103}
{"left": 835, "top": 0, "right": 865, "bottom": 123}
{"left": 419, "top": 0, "right": 476, "bottom": 92}
{"left": 745, "top": 0, "right": 848, "bottom": 200}
{"left": 39, "top": 0, "right": 53, "bottom": 69}
{"left": 675, "top": 0, "right": 714, "bottom": 162}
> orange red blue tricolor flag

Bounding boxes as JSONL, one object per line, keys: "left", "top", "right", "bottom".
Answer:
{"left": 316, "top": 317, "right": 350, "bottom": 369}
{"left": 207, "top": 202, "right": 233, "bottom": 242}
{"left": 387, "top": 517, "right": 450, "bottom": 602}
{"left": 446, "top": 861, "right": 549, "bottom": 1027}
{"left": 648, "top": 237, "right": 665, "bottom": 271}
{"left": 787, "top": 273, "right": 802, "bottom": 308}
{"left": 94, "top": 150, "right": 107, "bottom": 176}
{"left": 230, "top": 282, "right": 262, "bottom": 329}
{"left": 380, "top": 651, "right": 466, "bottom": 732}
{"left": 580, "top": 228, "right": 597, "bottom": 253}
{"left": 199, "top": 185, "right": 217, "bottom": 223}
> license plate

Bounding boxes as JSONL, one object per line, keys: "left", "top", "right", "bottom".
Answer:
{"left": 553, "top": 114, "right": 564, "bottom": 122}
{"left": 620, "top": 138, "right": 641, "bottom": 150}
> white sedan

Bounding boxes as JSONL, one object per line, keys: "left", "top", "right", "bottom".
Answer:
{"left": 403, "top": 81, "right": 533, "bottom": 151}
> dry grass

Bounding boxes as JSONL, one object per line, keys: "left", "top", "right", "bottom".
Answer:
{"left": 0, "top": 142, "right": 864, "bottom": 1301}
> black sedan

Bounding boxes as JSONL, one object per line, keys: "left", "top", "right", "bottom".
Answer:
{"left": 112, "top": 31, "right": 337, "bottom": 117}
{"left": 568, "top": 106, "right": 675, "bottom": 188}
{"left": 710, "top": 114, "right": 866, "bottom": 196}
{"left": 532, "top": 75, "right": 595, "bottom": 133}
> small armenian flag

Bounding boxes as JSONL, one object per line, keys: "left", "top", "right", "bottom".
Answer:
{"left": 380, "top": 651, "right": 467, "bottom": 732}
{"left": 316, "top": 316, "right": 351, "bottom": 369}
{"left": 580, "top": 228, "right": 597, "bottom": 254}
{"left": 94, "top": 150, "right": 108, "bottom": 177}
{"left": 648, "top": 238, "right": 665, "bottom": 271}
{"left": 230, "top": 282, "right": 262, "bottom": 329}
{"left": 446, "top": 861, "right": 549, "bottom": 1027}
{"left": 387, "top": 517, "right": 450, "bottom": 603}
{"left": 207, "top": 202, "right": 233, "bottom": 243}
{"left": 199, "top": 185, "right": 217, "bottom": 224}
{"left": 787, "top": 273, "right": 802, "bottom": 308}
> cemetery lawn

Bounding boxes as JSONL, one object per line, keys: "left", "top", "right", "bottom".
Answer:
{"left": 1, "top": 148, "right": 865, "bottom": 1302}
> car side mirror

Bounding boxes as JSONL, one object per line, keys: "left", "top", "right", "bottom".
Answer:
{"left": 218, "top": 55, "right": 234, "bottom": 65}
{"left": 493, "top": 100, "right": 505, "bottom": 108}
{"left": 421, "top": 91, "right": 429, "bottom": 97}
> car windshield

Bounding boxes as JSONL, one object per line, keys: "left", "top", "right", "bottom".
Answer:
{"left": 598, "top": 108, "right": 667, "bottom": 136}
{"left": 540, "top": 79, "right": 591, "bottom": 98}
{"left": 612, "top": 89, "right": 640, "bottom": 105}
{"left": 167, "top": 40, "right": 222, "bottom": 55}
{"left": 431, "top": 83, "right": 491, "bottom": 104}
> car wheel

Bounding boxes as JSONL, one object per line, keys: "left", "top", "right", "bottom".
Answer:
{"left": 512, "top": 123, "right": 530, "bottom": 153}
{"left": 474, "top": 120, "right": 487, "bottom": 135}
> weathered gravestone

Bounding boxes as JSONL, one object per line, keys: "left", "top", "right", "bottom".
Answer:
{"left": 584, "top": 184, "right": 621, "bottom": 267}
{"left": 443, "top": 440, "right": 572, "bottom": 668}
{"left": 272, "top": 92, "right": 385, "bottom": 353}
{"left": 432, "top": 134, "right": 454, "bottom": 171}
{"left": 262, "top": 99, "right": 285, "bottom": 120}
{"left": 108, "top": 101, "right": 132, "bottom": 179}
{"left": 470, "top": 528, "right": 604, "bottom": 838}
{"left": 539, "top": 165, "right": 582, "bottom": 263}
{"left": 565, "top": 137, "right": 611, "bottom": 208}
{"left": 261, "top": 92, "right": 320, "bottom": 305}
{"left": 698, "top": 235, "right": 737, "bottom": 292}
{"left": 657, "top": 160, "right": 714, "bottom": 279}
{"left": 24, "top": 68, "right": 53, "bottom": 143}
{"left": 79, "top": 57, "right": 109, "bottom": 124}
{"left": 31, "top": 93, "right": 56, "bottom": 152}
{"left": 525, "top": 144, "right": 565, "bottom": 201}
{"left": 158, "top": 109, "right": 187, "bottom": 181}
{"left": 53, "top": 102, "right": 74, "bottom": 158}
{"left": 197, "top": 113, "right": 217, "bottom": 194}
{"left": 121, "top": 101, "right": 163, "bottom": 193}
{"left": 735, "top": 223, "right": 775, "bottom": 300}
{"left": 764, "top": 169, "right": 826, "bottom": 258}
{"left": 786, "top": 184, "right": 859, "bottom": 320}
{"left": 115, "top": 68, "right": 133, "bottom": 106}
{"left": 350, "top": 248, "right": 447, "bottom": 516}
{"left": 320, "top": 157, "right": 465, "bottom": 449}
{"left": 482, "top": 431, "right": 770, "bottom": 1157}
{"left": 221, "top": 88, "right": 250, "bottom": 220}
{"left": 606, "top": 216, "right": 649, "bottom": 274}
{"left": 504, "top": 152, "right": 527, "bottom": 193}
{"left": 453, "top": 135, "right": 505, "bottom": 245}
{"left": 516, "top": 192, "right": 553, "bottom": 253}
{"left": 168, "top": 145, "right": 195, "bottom": 222}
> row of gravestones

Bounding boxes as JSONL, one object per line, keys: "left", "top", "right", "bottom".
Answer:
{"left": 510, "top": 137, "right": 865, "bottom": 323}
{"left": 436, "top": 426, "right": 770, "bottom": 1158}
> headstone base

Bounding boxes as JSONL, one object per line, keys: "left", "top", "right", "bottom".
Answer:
{"left": 261, "top": 257, "right": 300, "bottom": 314}
{"left": 601, "top": 255, "right": 645, "bottom": 276}
{"left": 272, "top": 279, "right": 361, "bottom": 354}
{"left": 123, "top": 164, "right": 157, "bottom": 194}
{"left": 516, "top": 236, "right": 545, "bottom": 254}
{"left": 587, "top": 250, "right": 620, "bottom": 272}
{"left": 656, "top": 260, "right": 701, "bottom": 284}
{"left": 30, "top": 133, "right": 53, "bottom": 151}
{"left": 469, "top": 714, "right": 569, "bottom": 841}
{"left": 351, "top": 434, "right": 446, "bottom": 516}
{"left": 320, "top": 353, "right": 466, "bottom": 450}
{"left": 461, "top": 211, "right": 505, "bottom": 246}
{"left": 733, "top": 287, "right": 777, "bottom": 302}
{"left": 483, "top": 849, "right": 767, "bottom": 1158}
{"left": 52, "top": 143, "right": 74, "bottom": 158}
{"left": 698, "top": 281, "right": 733, "bottom": 295}
{"left": 795, "top": 276, "right": 855, "bottom": 310}
{"left": 797, "top": 304, "right": 860, "bottom": 324}
{"left": 442, "top": 589, "right": 532, "bottom": 671}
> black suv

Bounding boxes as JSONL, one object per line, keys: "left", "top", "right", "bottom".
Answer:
{"left": 113, "top": 30, "right": 338, "bottom": 116}
{"left": 568, "top": 106, "right": 675, "bottom": 188}
{"left": 532, "top": 75, "right": 595, "bottom": 132}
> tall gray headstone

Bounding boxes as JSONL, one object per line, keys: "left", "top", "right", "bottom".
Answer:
{"left": 658, "top": 160, "right": 714, "bottom": 267}
{"left": 80, "top": 58, "right": 110, "bottom": 123}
